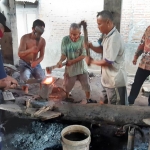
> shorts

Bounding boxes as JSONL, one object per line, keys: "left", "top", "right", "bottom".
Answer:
{"left": 99, "top": 80, "right": 127, "bottom": 105}
{"left": 63, "top": 72, "right": 91, "bottom": 93}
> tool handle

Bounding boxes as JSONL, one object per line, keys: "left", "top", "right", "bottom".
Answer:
{"left": 79, "top": 20, "right": 90, "bottom": 56}
{"left": 46, "top": 61, "right": 67, "bottom": 74}
{"left": 53, "top": 61, "right": 66, "bottom": 69}
{"left": 62, "top": 61, "right": 67, "bottom": 66}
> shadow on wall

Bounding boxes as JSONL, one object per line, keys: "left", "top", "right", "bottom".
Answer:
{"left": 122, "top": 20, "right": 150, "bottom": 74}
{"left": 125, "top": 43, "right": 139, "bottom": 74}
{"left": 128, "top": 20, "right": 148, "bottom": 43}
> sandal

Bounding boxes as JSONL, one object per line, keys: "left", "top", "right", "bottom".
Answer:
{"left": 87, "top": 99, "right": 97, "bottom": 103}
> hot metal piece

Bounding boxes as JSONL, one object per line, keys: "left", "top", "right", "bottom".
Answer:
{"left": 39, "top": 77, "right": 59, "bottom": 100}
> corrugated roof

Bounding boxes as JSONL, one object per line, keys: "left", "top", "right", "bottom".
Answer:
{"left": 15, "top": 0, "right": 37, "bottom": 3}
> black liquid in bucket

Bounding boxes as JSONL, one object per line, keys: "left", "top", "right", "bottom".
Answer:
{"left": 64, "top": 132, "right": 88, "bottom": 141}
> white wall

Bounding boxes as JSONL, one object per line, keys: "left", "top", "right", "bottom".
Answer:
{"left": 38, "top": 0, "right": 104, "bottom": 69}
{"left": 16, "top": 0, "right": 104, "bottom": 70}
{"left": 16, "top": 8, "right": 38, "bottom": 46}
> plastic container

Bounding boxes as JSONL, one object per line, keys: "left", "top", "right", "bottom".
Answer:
{"left": 61, "top": 125, "right": 91, "bottom": 150}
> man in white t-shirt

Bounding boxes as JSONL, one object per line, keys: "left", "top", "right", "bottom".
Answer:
{"left": 86, "top": 10, "right": 127, "bottom": 105}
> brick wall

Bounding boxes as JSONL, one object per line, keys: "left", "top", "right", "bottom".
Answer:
{"left": 121, "top": 0, "right": 150, "bottom": 43}
{"left": 38, "top": 0, "right": 104, "bottom": 69}
{"left": 33, "top": 0, "right": 150, "bottom": 74}
{"left": 121, "top": 0, "right": 150, "bottom": 73}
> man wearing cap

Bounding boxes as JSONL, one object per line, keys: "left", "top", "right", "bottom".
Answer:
{"left": 18, "top": 19, "right": 46, "bottom": 93}
{"left": 0, "top": 12, "right": 18, "bottom": 89}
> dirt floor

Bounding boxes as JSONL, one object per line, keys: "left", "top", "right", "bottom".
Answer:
{"left": 1, "top": 70, "right": 150, "bottom": 150}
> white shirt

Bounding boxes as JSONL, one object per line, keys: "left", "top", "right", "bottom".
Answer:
{"left": 101, "top": 27, "right": 127, "bottom": 88}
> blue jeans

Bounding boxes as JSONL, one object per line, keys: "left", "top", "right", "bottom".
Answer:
{"left": 19, "top": 59, "right": 45, "bottom": 85}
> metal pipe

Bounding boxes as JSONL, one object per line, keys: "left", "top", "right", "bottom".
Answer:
{"left": 127, "top": 127, "right": 135, "bottom": 150}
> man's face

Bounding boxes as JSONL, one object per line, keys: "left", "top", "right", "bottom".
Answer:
{"left": 33, "top": 26, "right": 44, "bottom": 41}
{"left": 69, "top": 28, "right": 81, "bottom": 42}
{"left": 97, "top": 16, "right": 109, "bottom": 34}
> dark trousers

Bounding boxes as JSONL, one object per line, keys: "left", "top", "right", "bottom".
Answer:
{"left": 128, "top": 67, "right": 150, "bottom": 105}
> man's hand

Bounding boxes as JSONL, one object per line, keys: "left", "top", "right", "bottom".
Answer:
{"left": 57, "top": 61, "right": 63, "bottom": 68}
{"left": 4, "top": 81, "right": 17, "bottom": 90}
{"left": 66, "top": 60, "right": 75, "bottom": 66}
{"left": 84, "top": 42, "right": 92, "bottom": 50}
{"left": 132, "top": 57, "right": 137, "bottom": 65}
{"left": 6, "top": 76, "right": 18, "bottom": 85}
{"left": 88, "top": 42, "right": 93, "bottom": 49}
{"left": 30, "top": 60, "right": 38, "bottom": 68}
{"left": 31, "top": 46, "right": 39, "bottom": 54}
{"left": 85, "top": 56, "right": 93, "bottom": 66}
{"left": 0, "top": 76, "right": 18, "bottom": 90}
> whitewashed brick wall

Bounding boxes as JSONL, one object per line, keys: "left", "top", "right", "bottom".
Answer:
{"left": 38, "top": 0, "right": 104, "bottom": 69}
{"left": 24, "top": 0, "right": 150, "bottom": 73}
{"left": 121, "top": 0, "right": 150, "bottom": 73}
{"left": 121, "top": 0, "right": 150, "bottom": 43}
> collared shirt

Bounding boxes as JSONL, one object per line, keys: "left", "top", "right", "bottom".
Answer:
{"left": 61, "top": 36, "right": 87, "bottom": 77}
{"left": 135, "top": 26, "right": 150, "bottom": 70}
{"left": 0, "top": 48, "right": 7, "bottom": 79}
{"left": 101, "top": 27, "right": 127, "bottom": 88}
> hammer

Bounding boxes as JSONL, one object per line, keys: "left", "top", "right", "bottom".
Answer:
{"left": 46, "top": 61, "right": 67, "bottom": 74}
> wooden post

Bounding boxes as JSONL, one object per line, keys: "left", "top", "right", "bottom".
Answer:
{"left": 104, "top": 0, "right": 122, "bottom": 32}
{"left": 8, "top": 0, "right": 19, "bottom": 65}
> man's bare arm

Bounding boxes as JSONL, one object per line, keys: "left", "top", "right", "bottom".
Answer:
{"left": 34, "top": 39, "right": 46, "bottom": 64}
{"left": 71, "top": 55, "right": 85, "bottom": 63}
{"left": 58, "top": 54, "right": 67, "bottom": 62}
{"left": 57, "top": 54, "right": 67, "bottom": 67}
{"left": 91, "top": 59, "right": 111, "bottom": 66}
{"left": 67, "top": 55, "right": 85, "bottom": 66}
{"left": 18, "top": 36, "right": 37, "bottom": 58}
{"left": 89, "top": 43, "right": 103, "bottom": 53}
{"left": 0, "top": 75, "right": 18, "bottom": 89}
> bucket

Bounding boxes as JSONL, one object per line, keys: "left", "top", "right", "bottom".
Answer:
{"left": 61, "top": 125, "right": 91, "bottom": 150}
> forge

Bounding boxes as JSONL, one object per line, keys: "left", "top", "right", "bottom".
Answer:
{"left": 0, "top": 66, "right": 150, "bottom": 150}
{"left": 39, "top": 76, "right": 56, "bottom": 100}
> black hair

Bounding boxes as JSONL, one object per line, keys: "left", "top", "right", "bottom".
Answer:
{"left": 70, "top": 23, "right": 81, "bottom": 31}
{"left": 32, "top": 19, "right": 45, "bottom": 28}
{"left": 97, "top": 10, "right": 113, "bottom": 22}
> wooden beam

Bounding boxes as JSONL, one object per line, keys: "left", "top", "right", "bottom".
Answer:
{"left": 9, "top": 0, "right": 19, "bottom": 65}
{"left": 54, "top": 102, "right": 150, "bottom": 126}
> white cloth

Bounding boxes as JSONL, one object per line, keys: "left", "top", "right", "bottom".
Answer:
{"left": 101, "top": 27, "right": 127, "bottom": 88}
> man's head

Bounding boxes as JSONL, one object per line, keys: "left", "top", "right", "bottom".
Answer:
{"left": 0, "top": 13, "right": 11, "bottom": 38}
{"left": 32, "top": 19, "right": 45, "bottom": 41}
{"left": 69, "top": 23, "right": 81, "bottom": 42}
{"left": 97, "top": 10, "right": 114, "bottom": 34}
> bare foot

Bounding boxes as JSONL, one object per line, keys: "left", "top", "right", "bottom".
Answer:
{"left": 99, "top": 101, "right": 104, "bottom": 105}
{"left": 22, "top": 86, "right": 29, "bottom": 94}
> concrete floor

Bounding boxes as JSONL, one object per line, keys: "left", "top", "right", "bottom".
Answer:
{"left": 2, "top": 70, "right": 150, "bottom": 150}
{"left": 48, "top": 70, "right": 150, "bottom": 106}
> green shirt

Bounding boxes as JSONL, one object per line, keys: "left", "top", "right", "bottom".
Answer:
{"left": 61, "top": 35, "right": 88, "bottom": 77}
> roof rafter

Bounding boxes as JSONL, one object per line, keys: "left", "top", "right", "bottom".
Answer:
{"left": 15, "top": 0, "right": 37, "bottom": 3}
